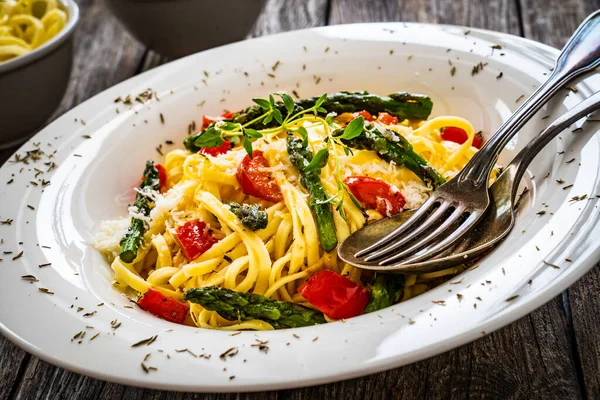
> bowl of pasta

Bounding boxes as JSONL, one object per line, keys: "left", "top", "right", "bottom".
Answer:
{"left": 104, "top": 0, "right": 267, "bottom": 59}
{"left": 0, "top": 0, "right": 79, "bottom": 149}
{"left": 0, "top": 22, "right": 599, "bottom": 391}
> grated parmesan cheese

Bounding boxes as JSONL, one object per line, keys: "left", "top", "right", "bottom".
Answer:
{"left": 150, "top": 180, "right": 196, "bottom": 222}
{"left": 92, "top": 218, "right": 131, "bottom": 259}
{"left": 400, "top": 180, "right": 431, "bottom": 209}
{"left": 128, "top": 205, "right": 152, "bottom": 223}
{"left": 134, "top": 186, "right": 158, "bottom": 201}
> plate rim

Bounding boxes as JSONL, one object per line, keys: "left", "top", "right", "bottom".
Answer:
{"left": 1, "top": 21, "right": 599, "bottom": 392}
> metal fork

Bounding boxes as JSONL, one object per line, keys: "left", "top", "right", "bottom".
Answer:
{"left": 355, "top": 10, "right": 600, "bottom": 265}
{"left": 340, "top": 90, "right": 600, "bottom": 272}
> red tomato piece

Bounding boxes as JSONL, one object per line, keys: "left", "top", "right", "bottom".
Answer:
{"left": 440, "top": 126, "right": 482, "bottom": 149}
{"left": 442, "top": 126, "right": 483, "bottom": 149}
{"left": 352, "top": 110, "right": 374, "bottom": 121}
{"left": 199, "top": 140, "right": 232, "bottom": 156}
{"left": 201, "top": 112, "right": 236, "bottom": 128}
{"left": 175, "top": 219, "right": 217, "bottom": 261}
{"left": 236, "top": 150, "right": 283, "bottom": 203}
{"left": 472, "top": 133, "right": 483, "bottom": 149}
{"left": 298, "top": 270, "right": 370, "bottom": 319}
{"left": 441, "top": 126, "right": 468, "bottom": 144}
{"left": 137, "top": 288, "right": 188, "bottom": 324}
{"left": 202, "top": 115, "right": 221, "bottom": 128}
{"left": 155, "top": 163, "right": 167, "bottom": 192}
{"left": 376, "top": 112, "right": 399, "bottom": 125}
{"left": 344, "top": 176, "right": 406, "bottom": 216}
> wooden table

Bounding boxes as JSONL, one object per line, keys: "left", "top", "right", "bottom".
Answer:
{"left": 1, "top": 0, "right": 599, "bottom": 398}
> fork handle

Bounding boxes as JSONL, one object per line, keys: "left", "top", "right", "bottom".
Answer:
{"left": 457, "top": 10, "right": 600, "bottom": 189}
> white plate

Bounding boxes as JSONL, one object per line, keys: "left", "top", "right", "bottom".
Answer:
{"left": 1, "top": 23, "right": 599, "bottom": 392}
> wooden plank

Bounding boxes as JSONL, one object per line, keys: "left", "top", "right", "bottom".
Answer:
{"left": 520, "top": 1, "right": 600, "bottom": 398}
{"left": 329, "top": 0, "right": 521, "bottom": 34}
{"left": 520, "top": 0, "right": 599, "bottom": 49}
{"left": 49, "top": 0, "right": 146, "bottom": 117}
{"left": 569, "top": 266, "right": 600, "bottom": 398}
{"left": 14, "top": 354, "right": 278, "bottom": 400}
{"left": 251, "top": 0, "right": 329, "bottom": 36}
{"left": 0, "top": 337, "right": 28, "bottom": 400}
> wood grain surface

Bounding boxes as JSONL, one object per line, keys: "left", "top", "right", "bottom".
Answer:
{"left": 0, "top": 0, "right": 598, "bottom": 399}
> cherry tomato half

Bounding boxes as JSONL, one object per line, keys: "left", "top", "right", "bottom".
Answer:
{"left": 137, "top": 288, "right": 188, "bottom": 324}
{"left": 175, "top": 219, "right": 217, "bottom": 261}
{"left": 199, "top": 140, "right": 232, "bottom": 157}
{"left": 352, "top": 110, "right": 374, "bottom": 121}
{"left": 376, "top": 112, "right": 399, "bottom": 125}
{"left": 201, "top": 111, "right": 236, "bottom": 128}
{"left": 472, "top": 133, "right": 483, "bottom": 149}
{"left": 236, "top": 150, "right": 283, "bottom": 203}
{"left": 298, "top": 270, "right": 370, "bottom": 319}
{"left": 441, "top": 126, "right": 483, "bottom": 149}
{"left": 155, "top": 163, "right": 167, "bottom": 192}
{"left": 344, "top": 176, "right": 406, "bottom": 216}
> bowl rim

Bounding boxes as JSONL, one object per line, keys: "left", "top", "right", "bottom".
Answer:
{"left": 0, "top": 0, "right": 80, "bottom": 75}
{"left": 0, "top": 21, "right": 600, "bottom": 392}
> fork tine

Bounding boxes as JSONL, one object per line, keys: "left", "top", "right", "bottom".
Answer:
{"left": 354, "top": 195, "right": 440, "bottom": 258}
{"left": 397, "top": 211, "right": 483, "bottom": 265}
{"left": 379, "top": 206, "right": 466, "bottom": 265}
{"left": 363, "top": 200, "right": 453, "bottom": 262}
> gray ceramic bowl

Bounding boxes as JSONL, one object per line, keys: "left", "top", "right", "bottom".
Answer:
{"left": 105, "top": 0, "right": 267, "bottom": 59}
{"left": 0, "top": 0, "right": 79, "bottom": 149}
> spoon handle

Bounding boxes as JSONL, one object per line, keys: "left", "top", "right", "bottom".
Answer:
{"left": 457, "top": 10, "right": 600, "bottom": 189}
{"left": 506, "top": 90, "right": 600, "bottom": 199}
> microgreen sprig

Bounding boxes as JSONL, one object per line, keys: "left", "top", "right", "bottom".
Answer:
{"left": 239, "top": 92, "right": 328, "bottom": 157}
{"left": 291, "top": 115, "right": 366, "bottom": 222}
{"left": 193, "top": 92, "right": 328, "bottom": 158}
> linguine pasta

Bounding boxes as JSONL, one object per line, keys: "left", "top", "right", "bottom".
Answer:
{"left": 95, "top": 92, "right": 483, "bottom": 330}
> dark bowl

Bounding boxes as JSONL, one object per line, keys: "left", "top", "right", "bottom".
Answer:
{"left": 105, "top": 0, "right": 267, "bottom": 59}
{"left": 0, "top": 0, "right": 80, "bottom": 149}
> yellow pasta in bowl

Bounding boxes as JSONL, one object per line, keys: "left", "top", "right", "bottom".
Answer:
{"left": 0, "top": 0, "right": 79, "bottom": 148}
{"left": 0, "top": 0, "right": 68, "bottom": 62}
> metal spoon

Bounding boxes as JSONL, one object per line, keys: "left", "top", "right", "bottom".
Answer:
{"left": 338, "top": 90, "right": 600, "bottom": 273}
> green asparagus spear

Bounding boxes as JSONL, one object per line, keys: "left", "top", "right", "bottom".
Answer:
{"left": 296, "top": 91, "right": 433, "bottom": 121}
{"left": 234, "top": 91, "right": 433, "bottom": 128}
{"left": 118, "top": 161, "right": 160, "bottom": 263}
{"left": 286, "top": 134, "right": 338, "bottom": 252}
{"left": 183, "top": 91, "right": 433, "bottom": 151}
{"left": 364, "top": 273, "right": 405, "bottom": 313}
{"left": 227, "top": 202, "right": 268, "bottom": 231}
{"left": 338, "top": 124, "right": 446, "bottom": 188}
{"left": 184, "top": 287, "right": 326, "bottom": 329}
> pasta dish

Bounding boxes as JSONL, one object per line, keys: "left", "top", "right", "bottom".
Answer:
{"left": 0, "top": 0, "right": 67, "bottom": 63}
{"left": 95, "top": 91, "right": 483, "bottom": 330}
